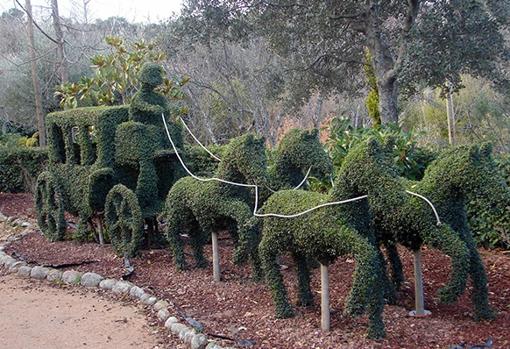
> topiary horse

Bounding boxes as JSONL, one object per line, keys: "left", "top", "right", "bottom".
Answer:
{"left": 267, "top": 128, "right": 332, "bottom": 192}
{"left": 258, "top": 138, "right": 408, "bottom": 339}
{"left": 382, "top": 143, "right": 510, "bottom": 320}
{"left": 162, "top": 133, "right": 267, "bottom": 275}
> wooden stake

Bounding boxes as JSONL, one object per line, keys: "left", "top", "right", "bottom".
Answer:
{"left": 409, "top": 249, "right": 431, "bottom": 317}
{"left": 320, "top": 263, "right": 330, "bottom": 331}
{"left": 97, "top": 216, "right": 104, "bottom": 245}
{"left": 212, "top": 232, "right": 220, "bottom": 282}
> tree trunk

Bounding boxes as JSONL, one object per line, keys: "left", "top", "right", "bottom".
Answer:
{"left": 26, "top": 0, "right": 46, "bottom": 146}
{"left": 366, "top": 36, "right": 399, "bottom": 124}
{"left": 377, "top": 77, "right": 399, "bottom": 124}
{"left": 51, "top": 0, "right": 68, "bottom": 83}
{"left": 445, "top": 83, "right": 456, "bottom": 145}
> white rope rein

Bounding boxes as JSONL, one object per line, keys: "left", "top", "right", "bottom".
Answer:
{"left": 179, "top": 116, "right": 222, "bottom": 162}
{"left": 180, "top": 115, "right": 312, "bottom": 192}
{"left": 405, "top": 190, "right": 442, "bottom": 226}
{"left": 294, "top": 166, "right": 311, "bottom": 190}
{"left": 163, "top": 114, "right": 367, "bottom": 218}
{"left": 163, "top": 114, "right": 442, "bottom": 222}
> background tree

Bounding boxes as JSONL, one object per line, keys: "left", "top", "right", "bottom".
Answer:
{"left": 55, "top": 36, "right": 188, "bottom": 109}
{"left": 181, "top": 0, "right": 509, "bottom": 125}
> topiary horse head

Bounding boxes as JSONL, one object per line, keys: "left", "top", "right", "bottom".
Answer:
{"left": 257, "top": 137, "right": 406, "bottom": 339}
{"left": 163, "top": 133, "right": 267, "bottom": 276}
{"left": 384, "top": 143, "right": 510, "bottom": 320}
{"left": 268, "top": 128, "right": 332, "bottom": 191}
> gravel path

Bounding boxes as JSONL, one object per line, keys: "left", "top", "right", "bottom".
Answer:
{"left": 0, "top": 273, "right": 165, "bottom": 349}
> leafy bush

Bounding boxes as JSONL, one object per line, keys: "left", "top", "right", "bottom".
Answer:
{"left": 184, "top": 144, "right": 224, "bottom": 176}
{"left": 0, "top": 146, "right": 48, "bottom": 193}
{"left": 55, "top": 36, "right": 189, "bottom": 110}
{"left": 325, "top": 117, "right": 435, "bottom": 180}
{"left": 468, "top": 153, "right": 510, "bottom": 249}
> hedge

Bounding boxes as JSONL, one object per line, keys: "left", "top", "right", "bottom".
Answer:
{"left": 0, "top": 147, "right": 48, "bottom": 193}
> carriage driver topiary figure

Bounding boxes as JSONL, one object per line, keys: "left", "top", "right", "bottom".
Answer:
{"left": 129, "top": 62, "right": 183, "bottom": 146}
{"left": 130, "top": 63, "right": 168, "bottom": 124}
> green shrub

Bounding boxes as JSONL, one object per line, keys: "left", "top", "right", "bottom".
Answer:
{"left": 184, "top": 144, "right": 224, "bottom": 176}
{"left": 326, "top": 117, "right": 436, "bottom": 181}
{"left": 259, "top": 138, "right": 401, "bottom": 339}
{"left": 0, "top": 147, "right": 48, "bottom": 193}
{"left": 468, "top": 153, "right": 510, "bottom": 248}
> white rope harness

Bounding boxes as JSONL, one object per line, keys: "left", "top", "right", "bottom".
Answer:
{"left": 405, "top": 190, "right": 442, "bottom": 226}
{"left": 163, "top": 114, "right": 441, "bottom": 222}
{"left": 179, "top": 116, "right": 222, "bottom": 161}
{"left": 293, "top": 166, "right": 311, "bottom": 190}
{"left": 179, "top": 115, "right": 312, "bottom": 191}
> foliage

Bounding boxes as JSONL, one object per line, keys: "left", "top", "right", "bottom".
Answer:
{"left": 163, "top": 133, "right": 267, "bottom": 276}
{"left": 182, "top": 0, "right": 510, "bottom": 124}
{"left": 267, "top": 129, "right": 331, "bottom": 190}
{"left": 184, "top": 144, "right": 225, "bottom": 176}
{"left": 43, "top": 105, "right": 129, "bottom": 240}
{"left": 55, "top": 36, "right": 189, "bottom": 109}
{"left": 468, "top": 154, "right": 510, "bottom": 248}
{"left": 259, "top": 138, "right": 405, "bottom": 339}
{"left": 401, "top": 76, "right": 510, "bottom": 151}
{"left": 0, "top": 146, "right": 48, "bottom": 193}
{"left": 35, "top": 171, "right": 66, "bottom": 242}
{"left": 41, "top": 64, "right": 184, "bottom": 251}
{"left": 105, "top": 184, "right": 143, "bottom": 257}
{"left": 326, "top": 118, "right": 436, "bottom": 181}
{"left": 400, "top": 0, "right": 510, "bottom": 95}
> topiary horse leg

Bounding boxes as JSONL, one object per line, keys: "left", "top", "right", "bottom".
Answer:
{"left": 461, "top": 234, "right": 494, "bottom": 320}
{"left": 293, "top": 253, "right": 314, "bottom": 307}
{"left": 377, "top": 247, "right": 397, "bottom": 305}
{"left": 469, "top": 247, "right": 494, "bottom": 320}
{"left": 339, "top": 228, "right": 385, "bottom": 339}
{"left": 165, "top": 214, "right": 187, "bottom": 270}
{"left": 249, "top": 250, "right": 264, "bottom": 282}
{"left": 218, "top": 201, "right": 262, "bottom": 279}
{"left": 385, "top": 241, "right": 404, "bottom": 290}
{"left": 259, "top": 234, "right": 294, "bottom": 318}
{"left": 190, "top": 230, "right": 208, "bottom": 268}
{"left": 74, "top": 215, "right": 90, "bottom": 241}
{"left": 422, "top": 224, "right": 470, "bottom": 304}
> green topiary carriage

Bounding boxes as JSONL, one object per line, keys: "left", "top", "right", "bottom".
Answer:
{"left": 36, "top": 64, "right": 183, "bottom": 257}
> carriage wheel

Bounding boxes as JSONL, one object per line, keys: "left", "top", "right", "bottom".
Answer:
{"left": 35, "top": 171, "right": 66, "bottom": 242}
{"left": 105, "top": 184, "right": 143, "bottom": 257}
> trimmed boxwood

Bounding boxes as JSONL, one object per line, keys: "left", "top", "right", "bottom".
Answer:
{"left": 163, "top": 133, "right": 267, "bottom": 276}
{"left": 381, "top": 143, "right": 509, "bottom": 320}
{"left": 258, "top": 138, "right": 400, "bottom": 339}
{"left": 0, "top": 147, "right": 48, "bottom": 193}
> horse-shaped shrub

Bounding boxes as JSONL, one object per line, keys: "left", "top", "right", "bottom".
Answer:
{"left": 258, "top": 138, "right": 408, "bottom": 339}
{"left": 162, "top": 133, "right": 266, "bottom": 275}
{"left": 382, "top": 143, "right": 510, "bottom": 320}
{"left": 266, "top": 128, "right": 332, "bottom": 192}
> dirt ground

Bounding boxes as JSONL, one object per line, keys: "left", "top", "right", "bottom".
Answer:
{"left": 1, "top": 192, "right": 510, "bottom": 349}
{"left": 0, "top": 273, "right": 171, "bottom": 349}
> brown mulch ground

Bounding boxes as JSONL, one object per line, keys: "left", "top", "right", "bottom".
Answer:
{"left": 1, "top": 193, "right": 510, "bottom": 349}
{"left": 0, "top": 193, "right": 35, "bottom": 219}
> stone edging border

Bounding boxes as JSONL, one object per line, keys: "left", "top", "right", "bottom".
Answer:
{"left": 0, "top": 215, "right": 232, "bottom": 349}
